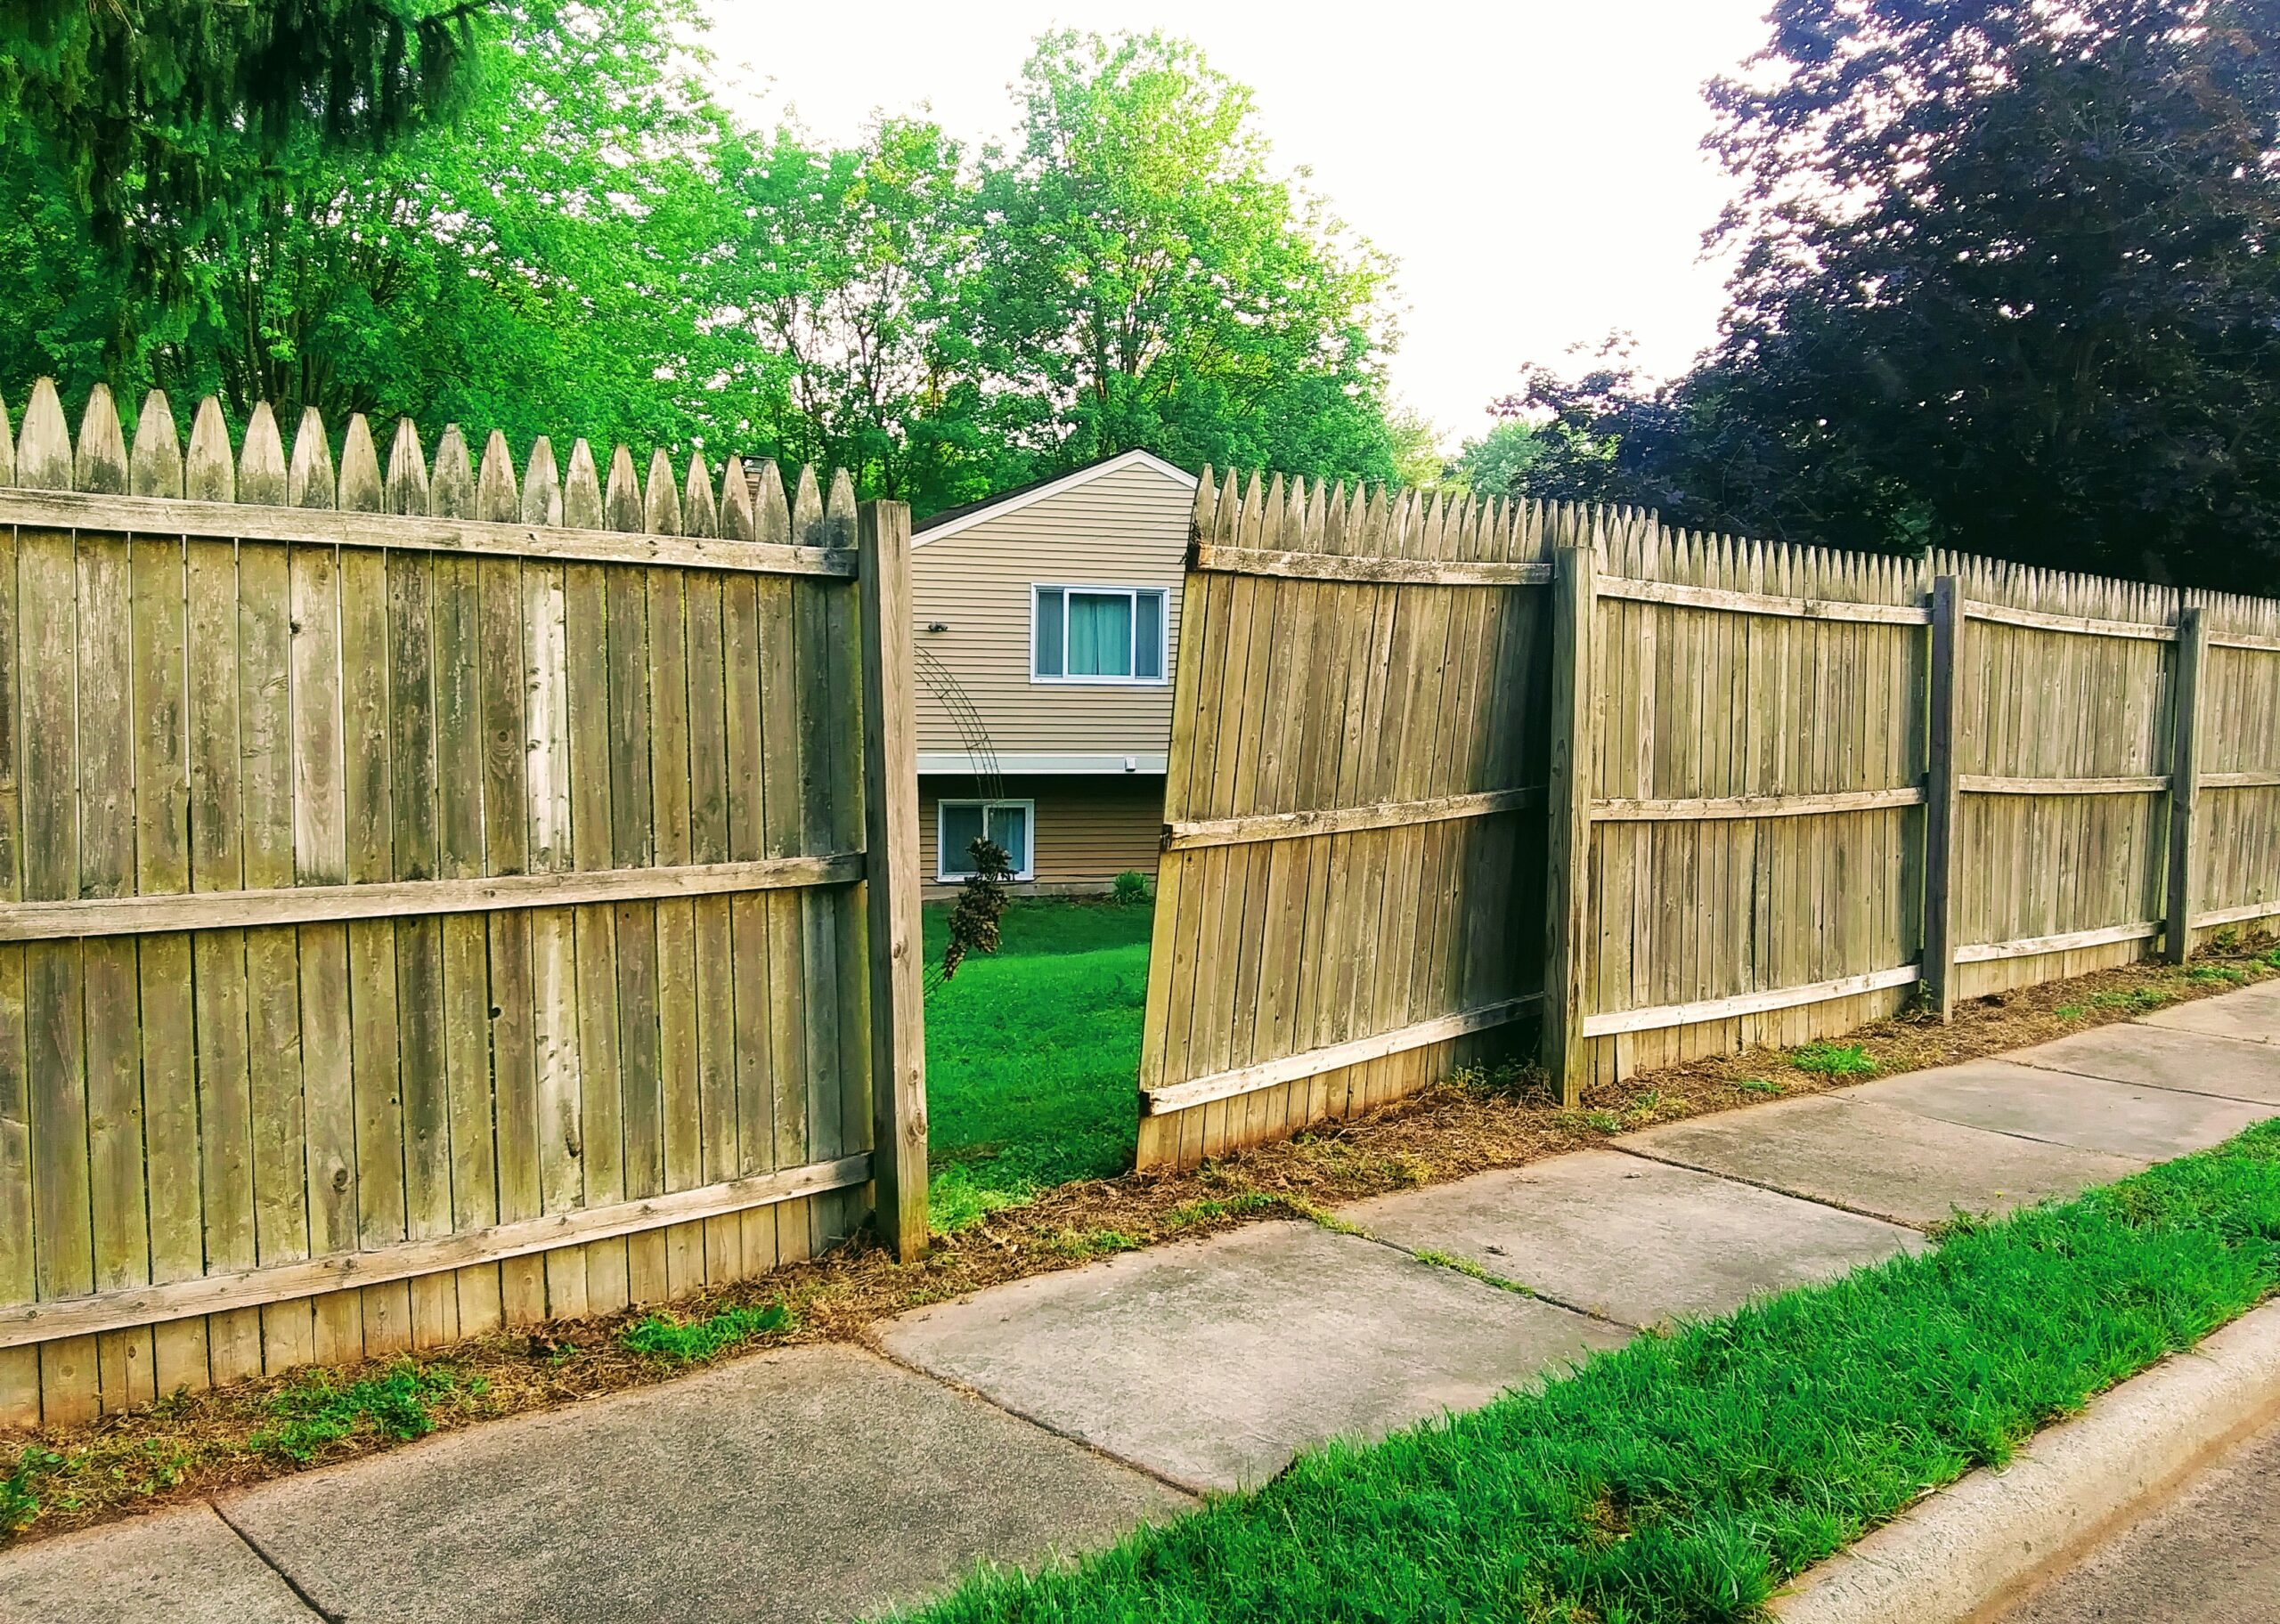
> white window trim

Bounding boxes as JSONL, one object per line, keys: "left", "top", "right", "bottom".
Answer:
{"left": 1030, "top": 583, "right": 1171, "bottom": 687}
{"left": 936, "top": 798, "right": 1038, "bottom": 883}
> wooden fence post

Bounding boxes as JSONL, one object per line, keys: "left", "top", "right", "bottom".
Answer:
{"left": 1923, "top": 576, "right": 1963, "bottom": 1020}
{"left": 1542, "top": 541, "right": 1596, "bottom": 1105}
{"left": 2166, "top": 605, "right": 2207, "bottom": 964}
{"left": 856, "top": 500, "right": 929, "bottom": 1258}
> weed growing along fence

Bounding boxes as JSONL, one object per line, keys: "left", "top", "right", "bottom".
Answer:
{"left": 0, "top": 379, "right": 927, "bottom": 1429}
{"left": 1137, "top": 475, "right": 2280, "bottom": 1167}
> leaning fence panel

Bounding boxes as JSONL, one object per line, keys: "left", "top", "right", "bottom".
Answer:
{"left": 1138, "top": 474, "right": 2280, "bottom": 1171}
{"left": 1136, "top": 475, "right": 1560, "bottom": 1167}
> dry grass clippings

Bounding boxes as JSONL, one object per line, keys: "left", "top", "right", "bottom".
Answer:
{"left": 5, "top": 938, "right": 2270, "bottom": 1545}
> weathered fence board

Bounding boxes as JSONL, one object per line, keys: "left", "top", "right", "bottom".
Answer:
{"left": 0, "top": 379, "right": 924, "bottom": 1427}
{"left": 1138, "top": 471, "right": 2280, "bottom": 1169}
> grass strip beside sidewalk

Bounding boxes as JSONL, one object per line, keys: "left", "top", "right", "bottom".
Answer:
{"left": 900, "top": 1119, "right": 2280, "bottom": 1624}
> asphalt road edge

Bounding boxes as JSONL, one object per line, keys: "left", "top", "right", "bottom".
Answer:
{"left": 1771, "top": 1295, "right": 2280, "bottom": 1624}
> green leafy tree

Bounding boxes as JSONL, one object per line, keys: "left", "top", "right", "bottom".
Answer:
{"left": 2, "top": 0, "right": 759, "bottom": 451}
{"left": 969, "top": 30, "right": 1403, "bottom": 488}
{"left": 0, "top": 1, "right": 493, "bottom": 290}
{"left": 1702, "top": 0, "right": 2280, "bottom": 587}
{"left": 720, "top": 118, "right": 986, "bottom": 508}
{"left": 1444, "top": 419, "right": 1544, "bottom": 501}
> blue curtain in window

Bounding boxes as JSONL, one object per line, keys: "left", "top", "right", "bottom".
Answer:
{"left": 988, "top": 803, "right": 1030, "bottom": 874}
{"left": 940, "top": 803, "right": 986, "bottom": 876}
{"left": 1034, "top": 587, "right": 1065, "bottom": 678}
{"left": 1136, "top": 590, "right": 1163, "bottom": 680}
{"left": 1069, "top": 592, "right": 1134, "bottom": 678}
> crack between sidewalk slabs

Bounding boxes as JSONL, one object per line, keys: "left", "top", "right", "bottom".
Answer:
{"left": 853, "top": 1335, "right": 1211, "bottom": 1503}
{"left": 208, "top": 1497, "right": 345, "bottom": 1623}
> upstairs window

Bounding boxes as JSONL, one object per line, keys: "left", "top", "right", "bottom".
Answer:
{"left": 1033, "top": 585, "right": 1168, "bottom": 684}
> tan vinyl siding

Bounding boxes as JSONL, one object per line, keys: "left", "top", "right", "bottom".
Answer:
{"left": 911, "top": 459, "right": 1193, "bottom": 759}
{"left": 920, "top": 775, "right": 1164, "bottom": 892}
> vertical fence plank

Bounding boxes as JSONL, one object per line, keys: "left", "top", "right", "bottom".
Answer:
{"left": 0, "top": 465, "right": 30, "bottom": 1422}
{"left": 1542, "top": 543, "right": 1597, "bottom": 1105}
{"left": 2167, "top": 606, "right": 2207, "bottom": 962}
{"left": 857, "top": 501, "right": 927, "bottom": 1256}
{"left": 1924, "top": 577, "right": 1964, "bottom": 1019}
{"left": 564, "top": 551, "right": 629, "bottom": 1312}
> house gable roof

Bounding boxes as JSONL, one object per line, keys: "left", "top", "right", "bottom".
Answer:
{"left": 912, "top": 449, "right": 1198, "bottom": 548}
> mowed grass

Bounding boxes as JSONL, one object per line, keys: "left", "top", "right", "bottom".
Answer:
{"left": 923, "top": 899, "right": 1154, "bottom": 1230}
{"left": 899, "top": 1118, "right": 2280, "bottom": 1624}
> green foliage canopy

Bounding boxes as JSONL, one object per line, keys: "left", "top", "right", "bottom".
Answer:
{"left": 1486, "top": 0, "right": 2280, "bottom": 594}
{"left": 1, "top": 12, "right": 1409, "bottom": 517}
{"left": 0, "top": 1, "right": 491, "bottom": 274}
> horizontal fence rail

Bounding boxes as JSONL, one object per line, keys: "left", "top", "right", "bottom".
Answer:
{"left": 1140, "top": 468, "right": 2280, "bottom": 1167}
{"left": 0, "top": 379, "right": 928, "bottom": 1429}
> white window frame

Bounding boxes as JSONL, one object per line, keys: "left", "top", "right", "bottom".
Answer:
{"left": 1030, "top": 583, "right": 1170, "bottom": 686}
{"left": 935, "top": 798, "right": 1038, "bottom": 883}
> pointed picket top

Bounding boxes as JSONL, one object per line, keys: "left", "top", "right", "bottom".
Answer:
{"left": 825, "top": 467, "right": 857, "bottom": 549}
{"left": 789, "top": 462, "right": 823, "bottom": 548}
{"left": 601, "top": 443, "right": 642, "bottom": 532}
{"left": 1232, "top": 473, "right": 1263, "bottom": 551}
{"left": 718, "top": 456, "right": 755, "bottom": 541}
{"left": 1400, "top": 486, "right": 1425, "bottom": 556}
{"left": 642, "top": 447, "right": 681, "bottom": 536}
{"left": 186, "top": 397, "right": 234, "bottom": 502}
{"left": 1215, "top": 468, "right": 1241, "bottom": 546}
{"left": 753, "top": 459, "right": 790, "bottom": 546}
{"left": 0, "top": 392, "right": 14, "bottom": 487}
{"left": 682, "top": 451, "right": 719, "bottom": 540}
{"left": 476, "top": 429, "right": 519, "bottom": 524}
{"left": 19, "top": 378, "right": 72, "bottom": 491}
{"left": 288, "top": 407, "right": 335, "bottom": 509}
{"left": 1320, "top": 479, "right": 1342, "bottom": 553}
{"left": 1357, "top": 483, "right": 1386, "bottom": 554}
{"left": 73, "top": 382, "right": 129, "bottom": 495}
{"left": 522, "top": 437, "right": 563, "bottom": 527}
{"left": 558, "top": 439, "right": 601, "bottom": 531}
{"left": 1421, "top": 489, "right": 1449, "bottom": 560}
{"left": 1191, "top": 463, "right": 1216, "bottom": 540}
{"left": 130, "top": 390, "right": 183, "bottom": 499}
{"left": 338, "top": 415, "right": 383, "bottom": 513}
{"left": 1280, "top": 475, "right": 1307, "bottom": 551}
{"left": 384, "top": 419, "right": 429, "bottom": 516}
{"left": 430, "top": 424, "right": 475, "bottom": 519}
{"left": 238, "top": 402, "right": 288, "bottom": 505}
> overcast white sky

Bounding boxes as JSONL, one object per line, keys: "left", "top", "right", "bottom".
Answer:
{"left": 700, "top": 1, "right": 1773, "bottom": 451}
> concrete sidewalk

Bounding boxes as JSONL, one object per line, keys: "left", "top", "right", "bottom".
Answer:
{"left": 8, "top": 984, "right": 2280, "bottom": 1624}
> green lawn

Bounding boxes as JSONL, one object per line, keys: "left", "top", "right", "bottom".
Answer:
{"left": 923, "top": 899, "right": 1155, "bottom": 1230}
{"left": 898, "top": 1119, "right": 2280, "bottom": 1623}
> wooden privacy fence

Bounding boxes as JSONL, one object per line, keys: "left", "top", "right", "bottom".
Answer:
{"left": 0, "top": 379, "right": 925, "bottom": 1429}
{"left": 1136, "top": 474, "right": 2280, "bottom": 1168}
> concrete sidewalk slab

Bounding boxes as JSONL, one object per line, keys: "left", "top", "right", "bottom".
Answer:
{"left": 1344, "top": 1149, "right": 1928, "bottom": 1328}
{"left": 1837, "top": 1060, "right": 2276, "bottom": 1161}
{"left": 217, "top": 1344, "right": 1184, "bottom": 1624}
{"left": 878, "top": 1220, "right": 1626, "bottom": 1492}
{"left": 2141, "top": 979, "right": 2280, "bottom": 1044}
{"left": 2009, "top": 1024, "right": 2280, "bottom": 1107}
{"left": 1620, "top": 1095, "right": 2143, "bottom": 1227}
{"left": 0, "top": 1503, "right": 316, "bottom": 1624}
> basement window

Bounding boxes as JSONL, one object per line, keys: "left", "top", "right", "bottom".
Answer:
{"left": 937, "top": 799, "right": 1035, "bottom": 882}
{"left": 1032, "top": 585, "right": 1168, "bottom": 684}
